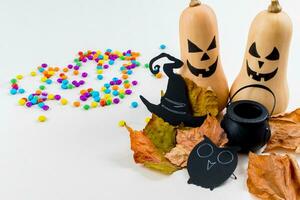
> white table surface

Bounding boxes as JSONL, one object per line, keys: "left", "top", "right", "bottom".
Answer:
{"left": 0, "top": 0, "right": 299, "bottom": 199}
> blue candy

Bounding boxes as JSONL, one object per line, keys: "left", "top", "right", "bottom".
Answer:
{"left": 10, "top": 89, "right": 17, "bottom": 95}
{"left": 104, "top": 89, "right": 111, "bottom": 94}
{"left": 112, "top": 90, "right": 119, "bottom": 96}
{"left": 160, "top": 44, "right": 166, "bottom": 49}
{"left": 97, "top": 75, "right": 103, "bottom": 80}
{"left": 18, "top": 88, "right": 25, "bottom": 94}
{"left": 131, "top": 101, "right": 138, "bottom": 108}
{"left": 46, "top": 79, "right": 52, "bottom": 84}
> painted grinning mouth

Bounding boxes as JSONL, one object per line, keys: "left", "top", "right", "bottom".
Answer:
{"left": 187, "top": 57, "right": 218, "bottom": 78}
{"left": 246, "top": 60, "right": 278, "bottom": 82}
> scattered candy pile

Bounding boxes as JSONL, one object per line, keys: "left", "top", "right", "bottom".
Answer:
{"left": 9, "top": 49, "right": 144, "bottom": 119}
{"left": 9, "top": 46, "right": 168, "bottom": 122}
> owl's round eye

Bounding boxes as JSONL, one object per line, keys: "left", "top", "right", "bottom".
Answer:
{"left": 217, "top": 150, "right": 234, "bottom": 165}
{"left": 196, "top": 143, "right": 214, "bottom": 158}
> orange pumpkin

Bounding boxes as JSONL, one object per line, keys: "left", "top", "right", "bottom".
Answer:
{"left": 230, "top": 0, "right": 293, "bottom": 115}
{"left": 179, "top": 0, "right": 229, "bottom": 111}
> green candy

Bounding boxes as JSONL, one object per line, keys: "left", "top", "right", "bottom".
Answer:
{"left": 77, "top": 62, "right": 82, "bottom": 67}
{"left": 106, "top": 99, "right": 112, "bottom": 105}
{"left": 67, "top": 84, "right": 73, "bottom": 89}
{"left": 39, "top": 85, "right": 46, "bottom": 90}
{"left": 119, "top": 94, "right": 125, "bottom": 99}
{"left": 83, "top": 105, "right": 90, "bottom": 110}
{"left": 10, "top": 78, "right": 17, "bottom": 84}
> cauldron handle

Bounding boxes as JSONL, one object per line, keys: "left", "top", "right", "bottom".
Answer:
{"left": 228, "top": 84, "right": 276, "bottom": 116}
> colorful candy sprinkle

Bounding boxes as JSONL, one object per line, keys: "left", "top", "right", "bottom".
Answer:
{"left": 38, "top": 115, "right": 47, "bottom": 122}
{"left": 131, "top": 101, "right": 138, "bottom": 108}
{"left": 160, "top": 44, "right": 166, "bottom": 50}
{"left": 9, "top": 49, "right": 143, "bottom": 121}
{"left": 118, "top": 120, "right": 126, "bottom": 127}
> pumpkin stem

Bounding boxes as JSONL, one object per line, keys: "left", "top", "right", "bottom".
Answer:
{"left": 190, "top": 0, "right": 201, "bottom": 7}
{"left": 268, "top": 0, "right": 282, "bottom": 13}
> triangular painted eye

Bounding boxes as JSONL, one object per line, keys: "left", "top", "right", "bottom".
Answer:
{"left": 207, "top": 36, "right": 216, "bottom": 51}
{"left": 266, "top": 47, "right": 280, "bottom": 60}
{"left": 249, "top": 42, "right": 261, "bottom": 58}
{"left": 188, "top": 40, "right": 203, "bottom": 53}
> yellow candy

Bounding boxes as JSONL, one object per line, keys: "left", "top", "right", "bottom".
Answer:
{"left": 91, "top": 101, "right": 98, "bottom": 108}
{"left": 145, "top": 117, "right": 151, "bottom": 123}
{"left": 61, "top": 98, "right": 68, "bottom": 105}
{"left": 97, "top": 69, "right": 103, "bottom": 74}
{"left": 118, "top": 120, "right": 126, "bottom": 127}
{"left": 101, "top": 87, "right": 106, "bottom": 91}
{"left": 104, "top": 94, "right": 111, "bottom": 99}
{"left": 30, "top": 71, "right": 37, "bottom": 76}
{"left": 48, "top": 94, "right": 54, "bottom": 100}
{"left": 41, "top": 77, "right": 47, "bottom": 82}
{"left": 16, "top": 75, "right": 23, "bottom": 80}
{"left": 38, "top": 115, "right": 47, "bottom": 122}
{"left": 48, "top": 71, "right": 55, "bottom": 76}
{"left": 18, "top": 99, "right": 26, "bottom": 106}
{"left": 104, "top": 55, "right": 109, "bottom": 60}
{"left": 118, "top": 89, "right": 125, "bottom": 94}
{"left": 98, "top": 60, "right": 104, "bottom": 65}
{"left": 96, "top": 50, "right": 101, "bottom": 55}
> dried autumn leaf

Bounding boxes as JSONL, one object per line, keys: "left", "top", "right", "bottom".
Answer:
{"left": 247, "top": 152, "right": 300, "bottom": 200}
{"left": 184, "top": 78, "right": 219, "bottom": 117}
{"left": 144, "top": 161, "right": 179, "bottom": 175}
{"left": 143, "top": 114, "right": 176, "bottom": 154}
{"left": 164, "top": 145, "right": 190, "bottom": 167}
{"left": 126, "top": 125, "right": 162, "bottom": 164}
{"left": 264, "top": 108, "right": 300, "bottom": 153}
{"left": 165, "top": 115, "right": 228, "bottom": 167}
{"left": 125, "top": 124, "right": 179, "bottom": 174}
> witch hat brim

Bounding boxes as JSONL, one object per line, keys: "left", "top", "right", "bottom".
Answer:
{"left": 140, "top": 95, "right": 206, "bottom": 127}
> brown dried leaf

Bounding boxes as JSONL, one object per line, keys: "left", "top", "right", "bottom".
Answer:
{"left": 164, "top": 145, "right": 190, "bottom": 167}
{"left": 125, "top": 125, "right": 179, "bottom": 174}
{"left": 184, "top": 78, "right": 219, "bottom": 117}
{"left": 165, "top": 115, "right": 228, "bottom": 167}
{"left": 265, "top": 109, "right": 300, "bottom": 153}
{"left": 247, "top": 152, "right": 300, "bottom": 200}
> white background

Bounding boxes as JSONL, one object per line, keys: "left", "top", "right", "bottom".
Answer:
{"left": 0, "top": 0, "right": 299, "bottom": 199}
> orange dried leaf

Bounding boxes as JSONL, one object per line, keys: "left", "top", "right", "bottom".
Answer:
{"left": 265, "top": 108, "right": 300, "bottom": 153}
{"left": 165, "top": 115, "right": 228, "bottom": 167}
{"left": 247, "top": 152, "right": 300, "bottom": 200}
{"left": 126, "top": 125, "right": 163, "bottom": 164}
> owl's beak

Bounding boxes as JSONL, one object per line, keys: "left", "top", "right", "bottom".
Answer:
{"left": 207, "top": 160, "right": 216, "bottom": 171}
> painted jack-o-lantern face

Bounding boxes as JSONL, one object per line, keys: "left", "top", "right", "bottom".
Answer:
{"left": 187, "top": 36, "right": 218, "bottom": 78}
{"left": 247, "top": 42, "right": 280, "bottom": 82}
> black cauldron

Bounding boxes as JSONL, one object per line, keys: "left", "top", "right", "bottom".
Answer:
{"left": 221, "top": 100, "right": 271, "bottom": 152}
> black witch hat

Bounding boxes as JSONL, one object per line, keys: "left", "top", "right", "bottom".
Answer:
{"left": 140, "top": 53, "right": 207, "bottom": 127}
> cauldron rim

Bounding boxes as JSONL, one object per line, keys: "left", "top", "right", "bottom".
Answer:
{"left": 227, "top": 100, "right": 269, "bottom": 124}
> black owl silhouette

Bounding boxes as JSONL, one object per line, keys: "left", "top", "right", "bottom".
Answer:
{"left": 187, "top": 136, "right": 239, "bottom": 190}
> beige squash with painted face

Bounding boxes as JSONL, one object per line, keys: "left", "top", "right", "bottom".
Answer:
{"left": 179, "top": 0, "right": 229, "bottom": 111}
{"left": 230, "top": 0, "right": 292, "bottom": 115}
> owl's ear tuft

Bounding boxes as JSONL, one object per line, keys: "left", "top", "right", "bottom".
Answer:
{"left": 203, "top": 135, "right": 211, "bottom": 141}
